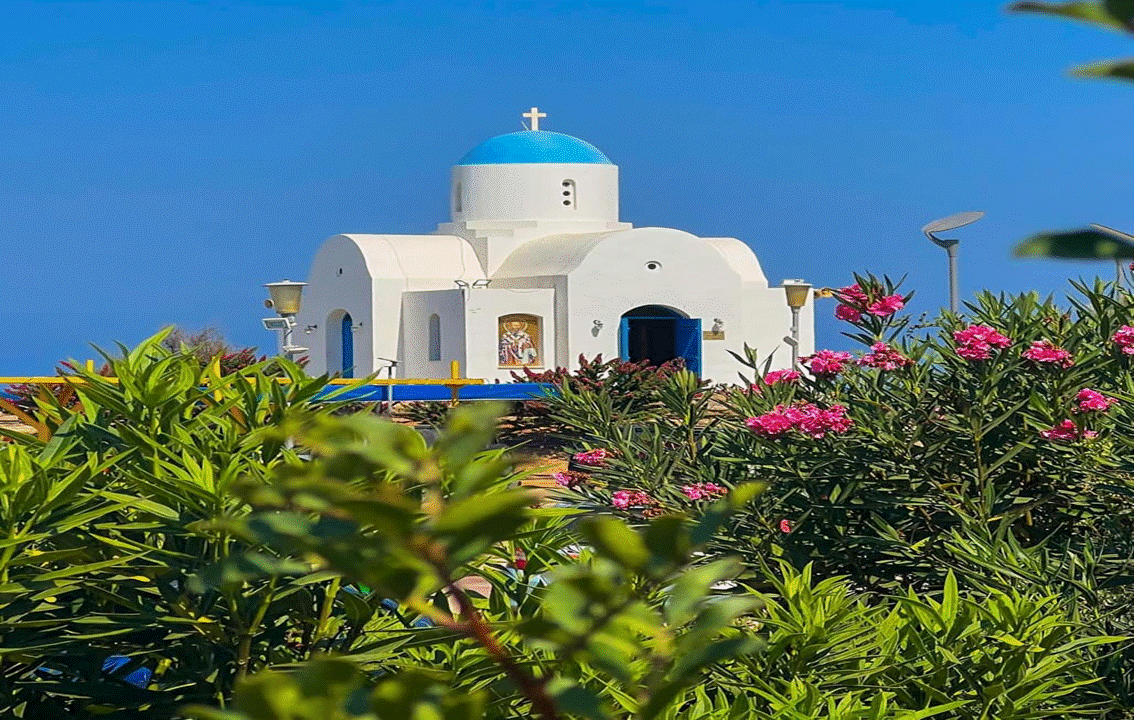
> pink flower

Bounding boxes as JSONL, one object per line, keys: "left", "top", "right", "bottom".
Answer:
{"left": 866, "top": 294, "right": 905, "bottom": 317}
{"left": 611, "top": 490, "right": 653, "bottom": 509}
{"left": 1040, "top": 419, "right": 1097, "bottom": 442}
{"left": 746, "top": 403, "right": 853, "bottom": 440}
{"left": 572, "top": 448, "right": 609, "bottom": 467}
{"left": 1113, "top": 325, "right": 1134, "bottom": 355}
{"left": 554, "top": 471, "right": 586, "bottom": 488}
{"left": 836, "top": 284, "right": 868, "bottom": 305}
{"left": 821, "top": 405, "right": 853, "bottom": 434}
{"left": 745, "top": 411, "right": 796, "bottom": 438}
{"left": 763, "top": 369, "right": 801, "bottom": 386}
{"left": 680, "top": 482, "right": 727, "bottom": 500}
{"left": 953, "top": 324, "right": 1011, "bottom": 361}
{"left": 858, "top": 342, "right": 912, "bottom": 371}
{"left": 802, "top": 350, "right": 854, "bottom": 378}
{"left": 779, "top": 519, "right": 792, "bottom": 533}
{"left": 835, "top": 304, "right": 863, "bottom": 323}
{"left": 1075, "top": 388, "right": 1116, "bottom": 413}
{"left": 1022, "top": 340, "right": 1074, "bottom": 368}
{"left": 834, "top": 284, "right": 868, "bottom": 323}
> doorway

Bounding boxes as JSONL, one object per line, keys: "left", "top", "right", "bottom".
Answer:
{"left": 618, "top": 305, "right": 701, "bottom": 376}
{"left": 341, "top": 312, "right": 354, "bottom": 378}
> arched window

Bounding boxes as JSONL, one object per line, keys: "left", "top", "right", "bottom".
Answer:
{"left": 428, "top": 314, "right": 441, "bottom": 361}
{"left": 498, "top": 313, "right": 542, "bottom": 368}
{"left": 561, "top": 179, "right": 576, "bottom": 209}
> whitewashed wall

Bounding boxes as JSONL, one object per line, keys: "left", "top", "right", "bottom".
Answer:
{"left": 400, "top": 290, "right": 466, "bottom": 379}
{"left": 295, "top": 236, "right": 374, "bottom": 377}
{"left": 560, "top": 228, "right": 814, "bottom": 383}
{"left": 461, "top": 287, "right": 556, "bottom": 382}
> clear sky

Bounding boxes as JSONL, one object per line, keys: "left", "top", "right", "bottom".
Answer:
{"left": 1, "top": 0, "right": 1131, "bottom": 374}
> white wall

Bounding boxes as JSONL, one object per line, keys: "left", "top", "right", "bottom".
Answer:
{"left": 295, "top": 236, "right": 374, "bottom": 377}
{"left": 559, "top": 228, "right": 813, "bottom": 383}
{"left": 297, "top": 226, "right": 814, "bottom": 386}
{"left": 400, "top": 290, "right": 466, "bottom": 379}
{"left": 461, "top": 287, "right": 556, "bottom": 382}
{"left": 451, "top": 163, "right": 619, "bottom": 225}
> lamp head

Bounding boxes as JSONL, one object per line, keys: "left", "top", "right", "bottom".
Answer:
{"left": 923, "top": 211, "right": 985, "bottom": 248}
{"left": 782, "top": 279, "right": 812, "bottom": 309}
{"left": 264, "top": 280, "right": 307, "bottom": 316}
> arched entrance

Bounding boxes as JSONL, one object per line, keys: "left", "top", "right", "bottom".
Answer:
{"left": 326, "top": 309, "right": 355, "bottom": 378}
{"left": 619, "top": 305, "right": 701, "bottom": 375}
{"left": 340, "top": 312, "right": 354, "bottom": 378}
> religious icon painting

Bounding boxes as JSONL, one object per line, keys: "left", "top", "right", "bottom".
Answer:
{"left": 498, "top": 314, "right": 542, "bottom": 368}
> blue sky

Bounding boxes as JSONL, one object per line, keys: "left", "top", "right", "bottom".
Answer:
{"left": 1, "top": 0, "right": 1131, "bottom": 373}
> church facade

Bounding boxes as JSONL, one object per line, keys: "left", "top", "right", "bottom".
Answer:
{"left": 295, "top": 111, "right": 814, "bottom": 383}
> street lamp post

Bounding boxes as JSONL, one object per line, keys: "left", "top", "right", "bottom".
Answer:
{"left": 263, "top": 280, "right": 308, "bottom": 362}
{"left": 922, "top": 211, "right": 985, "bottom": 314}
{"left": 782, "top": 279, "right": 812, "bottom": 369}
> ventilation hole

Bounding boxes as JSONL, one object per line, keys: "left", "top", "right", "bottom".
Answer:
{"left": 646, "top": 261, "right": 661, "bottom": 271}
{"left": 563, "top": 190, "right": 571, "bottom": 196}
{"left": 563, "top": 200, "right": 571, "bottom": 206}
{"left": 562, "top": 180, "right": 571, "bottom": 187}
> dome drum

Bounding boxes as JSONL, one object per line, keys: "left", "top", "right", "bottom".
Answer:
{"left": 450, "top": 156, "right": 619, "bottom": 224}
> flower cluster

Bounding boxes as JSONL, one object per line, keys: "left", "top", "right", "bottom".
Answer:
{"left": 1076, "top": 388, "right": 1117, "bottom": 413}
{"left": 1113, "top": 325, "right": 1134, "bottom": 355}
{"left": 763, "top": 369, "right": 801, "bottom": 386}
{"left": 572, "top": 448, "right": 609, "bottom": 467}
{"left": 611, "top": 489, "right": 654, "bottom": 509}
{"left": 553, "top": 471, "right": 588, "bottom": 488}
{"left": 745, "top": 403, "right": 853, "bottom": 439}
{"left": 680, "top": 482, "right": 727, "bottom": 500}
{"left": 1040, "top": 420, "right": 1097, "bottom": 442}
{"left": 834, "top": 283, "right": 905, "bottom": 323}
{"left": 779, "top": 519, "right": 792, "bottom": 533}
{"left": 1022, "top": 340, "right": 1074, "bottom": 368}
{"left": 749, "top": 369, "right": 801, "bottom": 393}
{"left": 858, "top": 342, "right": 912, "bottom": 371}
{"left": 802, "top": 350, "right": 854, "bottom": 378}
{"left": 953, "top": 324, "right": 1012, "bottom": 360}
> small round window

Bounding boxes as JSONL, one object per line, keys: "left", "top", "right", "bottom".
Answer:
{"left": 645, "top": 261, "right": 661, "bottom": 271}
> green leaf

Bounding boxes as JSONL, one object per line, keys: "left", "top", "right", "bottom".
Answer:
{"left": 665, "top": 558, "right": 741, "bottom": 626}
{"left": 644, "top": 516, "right": 691, "bottom": 570}
{"left": 1010, "top": 0, "right": 1134, "bottom": 31}
{"left": 581, "top": 518, "right": 649, "bottom": 571}
{"left": 1014, "top": 226, "right": 1134, "bottom": 260}
{"left": 1072, "top": 56, "right": 1134, "bottom": 80}
{"left": 546, "top": 678, "right": 612, "bottom": 720}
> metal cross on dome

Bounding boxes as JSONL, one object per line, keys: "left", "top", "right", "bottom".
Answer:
{"left": 522, "top": 107, "right": 546, "bottom": 131}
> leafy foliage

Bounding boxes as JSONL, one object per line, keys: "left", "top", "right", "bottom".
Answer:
{"left": 551, "top": 277, "right": 1134, "bottom": 717}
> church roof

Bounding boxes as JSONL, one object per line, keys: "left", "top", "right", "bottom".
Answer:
{"left": 458, "top": 131, "right": 612, "bottom": 165}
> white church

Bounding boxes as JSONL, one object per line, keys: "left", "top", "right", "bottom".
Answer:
{"left": 295, "top": 109, "right": 814, "bottom": 383}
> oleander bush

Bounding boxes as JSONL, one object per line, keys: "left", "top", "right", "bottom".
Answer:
{"left": 3, "top": 289, "right": 1134, "bottom": 718}
{"left": 546, "top": 275, "right": 1134, "bottom": 716}
{"left": 510, "top": 354, "right": 692, "bottom": 438}
{"left": 0, "top": 331, "right": 369, "bottom": 717}
{"left": 3, "top": 326, "right": 268, "bottom": 415}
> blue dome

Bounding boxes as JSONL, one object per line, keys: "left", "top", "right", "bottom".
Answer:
{"left": 458, "top": 131, "right": 612, "bottom": 165}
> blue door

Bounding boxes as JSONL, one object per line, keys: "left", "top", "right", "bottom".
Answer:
{"left": 674, "top": 318, "right": 702, "bottom": 376}
{"left": 618, "top": 307, "right": 701, "bottom": 377}
{"left": 341, "top": 313, "right": 354, "bottom": 378}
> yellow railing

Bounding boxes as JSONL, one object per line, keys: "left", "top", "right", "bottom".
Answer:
{"left": 0, "top": 360, "right": 485, "bottom": 441}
